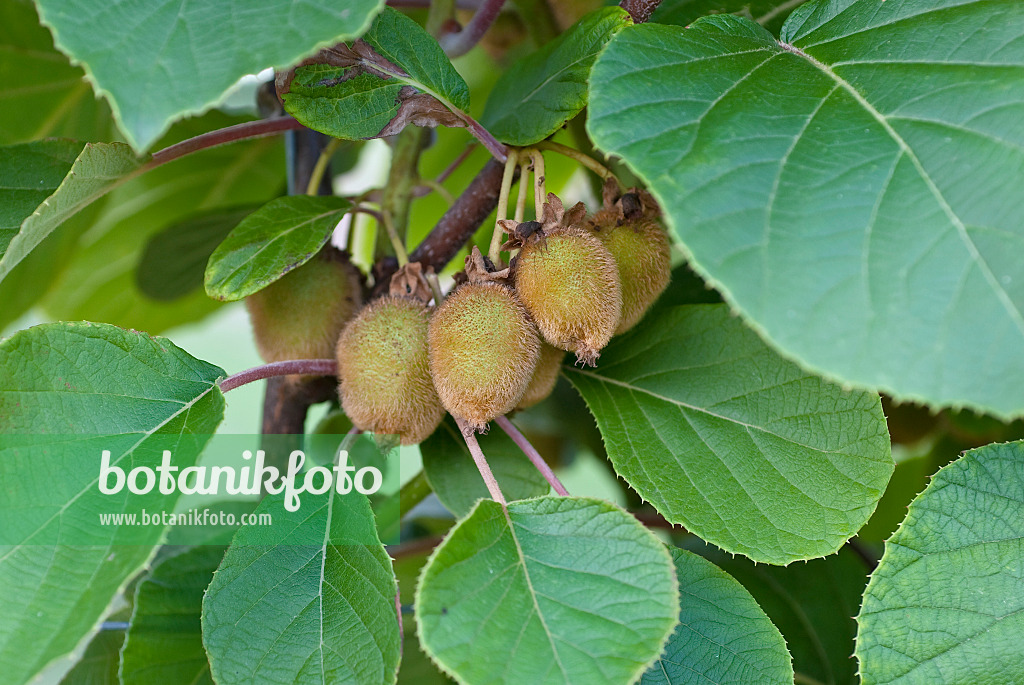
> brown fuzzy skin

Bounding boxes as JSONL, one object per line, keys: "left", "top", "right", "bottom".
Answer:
{"left": 590, "top": 210, "right": 671, "bottom": 334}
{"left": 428, "top": 283, "right": 540, "bottom": 432}
{"left": 516, "top": 342, "right": 565, "bottom": 410}
{"left": 337, "top": 296, "right": 445, "bottom": 445}
{"left": 514, "top": 224, "right": 622, "bottom": 365}
{"left": 246, "top": 251, "right": 363, "bottom": 363}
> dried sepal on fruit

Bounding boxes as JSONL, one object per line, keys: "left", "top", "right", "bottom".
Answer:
{"left": 502, "top": 193, "right": 622, "bottom": 366}
{"left": 588, "top": 179, "right": 671, "bottom": 334}
{"left": 336, "top": 265, "right": 444, "bottom": 446}
{"left": 516, "top": 342, "right": 565, "bottom": 410}
{"left": 429, "top": 248, "right": 540, "bottom": 434}
{"left": 246, "top": 247, "right": 363, "bottom": 363}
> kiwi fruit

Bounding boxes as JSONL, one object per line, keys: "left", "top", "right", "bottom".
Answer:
{"left": 507, "top": 194, "right": 622, "bottom": 366}
{"left": 336, "top": 295, "right": 445, "bottom": 445}
{"left": 516, "top": 342, "right": 565, "bottom": 410}
{"left": 246, "top": 249, "right": 363, "bottom": 363}
{"left": 428, "top": 250, "right": 541, "bottom": 433}
{"left": 589, "top": 184, "right": 671, "bottom": 334}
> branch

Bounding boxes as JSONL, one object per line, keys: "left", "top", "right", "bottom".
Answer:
{"left": 219, "top": 359, "right": 338, "bottom": 392}
{"left": 619, "top": 0, "right": 662, "bottom": 24}
{"left": 149, "top": 117, "right": 305, "bottom": 168}
{"left": 374, "top": 157, "right": 515, "bottom": 294}
{"left": 495, "top": 416, "right": 568, "bottom": 495}
{"left": 440, "top": 0, "right": 507, "bottom": 57}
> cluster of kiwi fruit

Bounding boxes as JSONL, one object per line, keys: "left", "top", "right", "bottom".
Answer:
{"left": 247, "top": 182, "right": 670, "bottom": 444}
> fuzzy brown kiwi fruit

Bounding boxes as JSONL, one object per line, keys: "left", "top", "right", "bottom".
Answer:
{"left": 516, "top": 342, "right": 565, "bottom": 410}
{"left": 428, "top": 249, "right": 541, "bottom": 433}
{"left": 589, "top": 183, "right": 671, "bottom": 334}
{"left": 503, "top": 194, "right": 622, "bottom": 366}
{"left": 336, "top": 295, "right": 445, "bottom": 445}
{"left": 246, "top": 248, "right": 363, "bottom": 363}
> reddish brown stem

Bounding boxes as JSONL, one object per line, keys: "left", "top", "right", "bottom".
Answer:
{"left": 220, "top": 359, "right": 338, "bottom": 393}
{"left": 149, "top": 117, "right": 305, "bottom": 168}
{"left": 495, "top": 416, "right": 569, "bottom": 496}
{"left": 440, "top": 0, "right": 507, "bottom": 57}
{"left": 620, "top": 0, "right": 663, "bottom": 23}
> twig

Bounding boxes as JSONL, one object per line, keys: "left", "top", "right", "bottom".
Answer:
{"left": 436, "top": 143, "right": 477, "bottom": 184}
{"left": 440, "top": 0, "right": 508, "bottom": 57}
{"left": 620, "top": 0, "right": 663, "bottom": 24}
{"left": 374, "top": 158, "right": 514, "bottom": 294}
{"left": 219, "top": 359, "right": 338, "bottom": 392}
{"left": 149, "top": 117, "right": 305, "bottom": 168}
{"left": 488, "top": 150, "right": 519, "bottom": 263}
{"left": 456, "top": 418, "right": 507, "bottom": 504}
{"left": 534, "top": 140, "right": 620, "bottom": 186}
{"left": 847, "top": 537, "right": 880, "bottom": 571}
{"left": 495, "top": 416, "right": 568, "bottom": 495}
{"left": 305, "top": 137, "right": 342, "bottom": 195}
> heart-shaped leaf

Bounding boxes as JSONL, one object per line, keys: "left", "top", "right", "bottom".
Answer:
{"left": 416, "top": 496, "right": 680, "bottom": 685}
{"left": 588, "top": 1, "right": 1024, "bottom": 418}
{"left": 641, "top": 546, "right": 792, "bottom": 684}
{"left": 566, "top": 304, "right": 892, "bottom": 564}
{"left": 204, "top": 195, "right": 351, "bottom": 301}
{"left": 481, "top": 7, "right": 631, "bottom": 146}
{"left": 202, "top": 491, "right": 400, "bottom": 685}
{"left": 856, "top": 440, "right": 1024, "bottom": 684}
{"left": 34, "top": 0, "right": 384, "bottom": 152}
{"left": 0, "top": 322, "right": 225, "bottom": 685}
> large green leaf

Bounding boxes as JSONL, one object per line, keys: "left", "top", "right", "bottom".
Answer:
{"left": 651, "top": 0, "right": 807, "bottom": 34}
{"left": 0, "top": 322, "right": 225, "bottom": 685}
{"left": 565, "top": 304, "right": 892, "bottom": 564}
{"left": 856, "top": 440, "right": 1024, "bottom": 684}
{"left": 420, "top": 416, "right": 550, "bottom": 517}
{"left": 480, "top": 7, "right": 631, "bottom": 146}
{"left": 204, "top": 195, "right": 351, "bottom": 301}
{"left": 121, "top": 546, "right": 223, "bottom": 685}
{"left": 641, "top": 546, "right": 792, "bottom": 684}
{"left": 689, "top": 541, "right": 868, "bottom": 685}
{"left": 41, "top": 112, "right": 285, "bottom": 334}
{"left": 34, "top": 0, "right": 383, "bottom": 152}
{"left": 284, "top": 8, "right": 469, "bottom": 140}
{"left": 416, "top": 496, "right": 680, "bottom": 685}
{"left": 202, "top": 491, "right": 400, "bottom": 685}
{"left": 0, "top": 140, "right": 141, "bottom": 282}
{"left": 588, "top": 2, "right": 1024, "bottom": 418}
{"left": 0, "top": 0, "right": 112, "bottom": 145}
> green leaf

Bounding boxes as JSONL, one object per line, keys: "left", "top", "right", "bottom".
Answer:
{"left": 34, "top": 0, "right": 384, "bottom": 152}
{"left": 0, "top": 0, "right": 113, "bottom": 145}
{"left": 856, "top": 440, "right": 1024, "bottom": 684}
{"left": 57, "top": 621, "right": 126, "bottom": 685}
{"left": 688, "top": 541, "right": 869, "bottom": 685}
{"left": 651, "top": 0, "right": 807, "bottom": 34}
{"left": 641, "top": 546, "right": 792, "bottom": 684}
{"left": 565, "top": 304, "right": 892, "bottom": 564}
{"left": 283, "top": 8, "right": 469, "bottom": 140}
{"left": 121, "top": 546, "right": 224, "bottom": 685}
{"left": 587, "top": 3, "right": 1024, "bottom": 418}
{"left": 420, "top": 416, "right": 551, "bottom": 517}
{"left": 0, "top": 140, "right": 140, "bottom": 283}
{"left": 204, "top": 195, "right": 351, "bottom": 301}
{"left": 137, "top": 206, "right": 258, "bottom": 302}
{"left": 416, "top": 496, "right": 680, "bottom": 685}
{"left": 202, "top": 491, "right": 400, "bottom": 685}
{"left": 0, "top": 322, "right": 225, "bottom": 685}
{"left": 41, "top": 112, "right": 285, "bottom": 334}
{"left": 480, "top": 7, "right": 631, "bottom": 146}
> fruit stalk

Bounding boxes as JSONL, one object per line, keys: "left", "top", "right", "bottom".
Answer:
{"left": 219, "top": 359, "right": 338, "bottom": 392}
{"left": 488, "top": 149, "right": 520, "bottom": 264}
{"left": 495, "top": 415, "right": 569, "bottom": 496}
{"left": 456, "top": 418, "right": 508, "bottom": 504}
{"left": 534, "top": 140, "right": 620, "bottom": 187}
